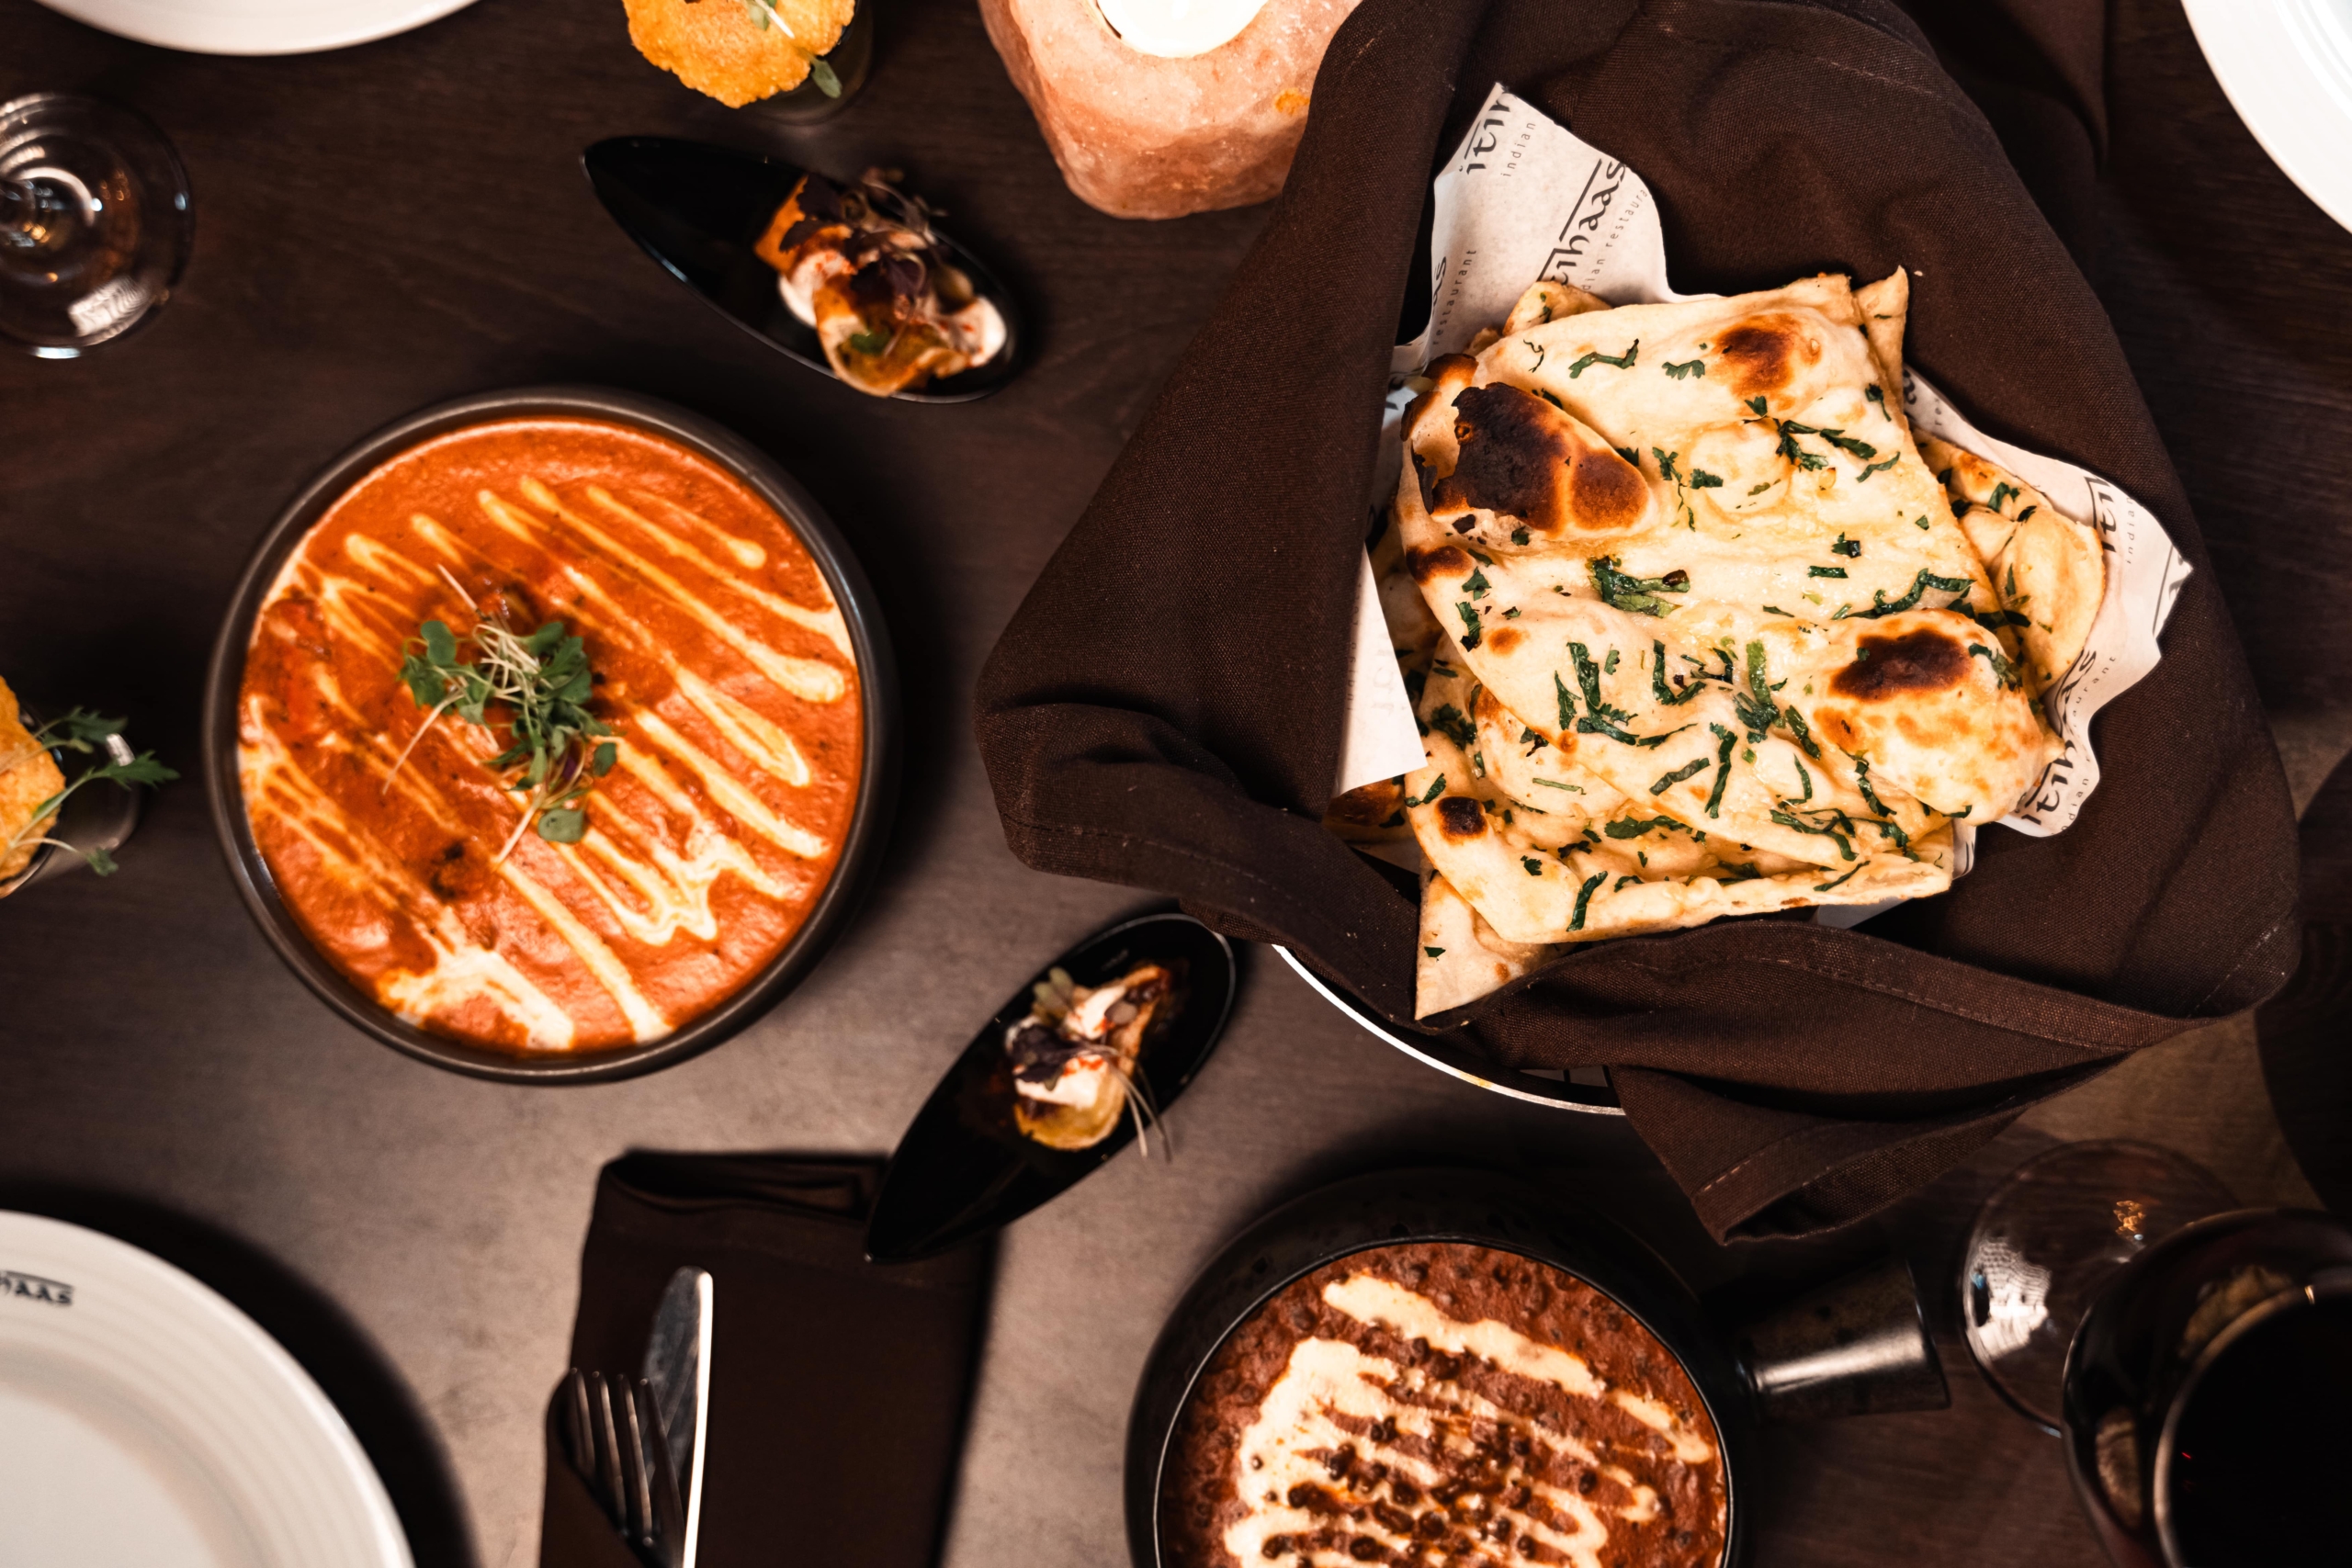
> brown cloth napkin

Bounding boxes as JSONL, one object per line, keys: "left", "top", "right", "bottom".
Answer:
{"left": 974, "top": 0, "right": 2300, "bottom": 1243}
{"left": 539, "top": 1155, "right": 988, "bottom": 1568}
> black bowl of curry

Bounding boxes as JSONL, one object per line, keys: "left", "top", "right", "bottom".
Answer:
{"left": 203, "top": 387, "right": 897, "bottom": 1082}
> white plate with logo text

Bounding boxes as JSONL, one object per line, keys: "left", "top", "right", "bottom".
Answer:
{"left": 0, "top": 1212, "right": 412, "bottom": 1567}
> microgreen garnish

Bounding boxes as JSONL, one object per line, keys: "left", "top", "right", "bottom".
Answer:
{"left": 1615, "top": 446, "right": 1641, "bottom": 468}
{"left": 1989, "top": 482, "right": 2017, "bottom": 513}
{"left": 1590, "top": 557, "right": 1690, "bottom": 617}
{"left": 1864, "top": 384, "right": 1888, "bottom": 418}
{"left": 1568, "top": 341, "right": 1638, "bottom": 378}
{"left": 1690, "top": 468, "right": 1724, "bottom": 489}
{"left": 1813, "top": 864, "right": 1863, "bottom": 893}
{"left": 1912, "top": 514, "right": 1931, "bottom": 530}
{"left": 1532, "top": 777, "right": 1584, "bottom": 792}
{"left": 1746, "top": 395, "right": 1769, "bottom": 416}
{"left": 1462, "top": 568, "right": 1490, "bottom": 599}
{"left": 1411, "top": 774, "right": 1448, "bottom": 806}
{"left": 1857, "top": 455, "right": 1899, "bottom": 481}
{"left": 1975, "top": 608, "right": 2030, "bottom": 630}
{"left": 394, "top": 611, "right": 616, "bottom": 860}
{"left": 1831, "top": 534, "right": 1861, "bottom": 557}
{"left": 1, "top": 709, "right": 176, "bottom": 878}
{"left": 1524, "top": 342, "right": 1545, "bottom": 369}
{"left": 1651, "top": 447, "right": 1680, "bottom": 483}
{"left": 1522, "top": 856, "right": 1544, "bottom": 876}
{"left": 1663, "top": 359, "right": 1705, "bottom": 379}
{"left": 1809, "top": 565, "right": 1849, "bottom": 578}
{"left": 1456, "top": 602, "right": 1483, "bottom": 649}
{"left": 1424, "top": 945, "right": 1445, "bottom": 958}
{"left": 1555, "top": 671, "right": 1576, "bottom": 732}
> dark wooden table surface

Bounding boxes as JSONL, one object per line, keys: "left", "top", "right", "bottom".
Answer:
{"left": 3, "top": 0, "right": 2347, "bottom": 1564}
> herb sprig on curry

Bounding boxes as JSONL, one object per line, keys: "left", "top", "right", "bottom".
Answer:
{"left": 392, "top": 592, "right": 617, "bottom": 860}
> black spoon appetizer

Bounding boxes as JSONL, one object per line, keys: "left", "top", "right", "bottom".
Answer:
{"left": 865, "top": 911, "right": 1238, "bottom": 1264}
{"left": 582, "top": 136, "right": 1024, "bottom": 403}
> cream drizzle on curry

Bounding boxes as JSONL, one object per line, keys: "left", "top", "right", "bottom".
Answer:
{"left": 238, "top": 417, "right": 862, "bottom": 1054}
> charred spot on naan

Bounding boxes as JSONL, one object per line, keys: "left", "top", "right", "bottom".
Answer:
{"left": 1427, "top": 384, "right": 1646, "bottom": 537}
{"left": 1434, "top": 795, "right": 1487, "bottom": 840}
{"left": 1713, "top": 313, "right": 1825, "bottom": 404}
{"left": 1830, "top": 626, "right": 1972, "bottom": 702}
{"left": 1485, "top": 625, "right": 1526, "bottom": 655}
{"left": 1407, "top": 543, "right": 1476, "bottom": 585}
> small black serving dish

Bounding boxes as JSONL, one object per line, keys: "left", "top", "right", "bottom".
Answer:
{"left": 865, "top": 910, "right": 1238, "bottom": 1264}
{"left": 582, "top": 137, "right": 1023, "bottom": 404}
{"left": 1126, "top": 1168, "right": 1953, "bottom": 1568}
{"left": 200, "top": 385, "right": 899, "bottom": 1085}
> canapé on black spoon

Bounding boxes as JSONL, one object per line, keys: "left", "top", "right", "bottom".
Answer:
{"left": 581, "top": 136, "right": 1024, "bottom": 404}
{"left": 865, "top": 910, "right": 1238, "bottom": 1265}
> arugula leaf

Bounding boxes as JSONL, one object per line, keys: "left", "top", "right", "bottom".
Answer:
{"left": 1589, "top": 557, "right": 1690, "bottom": 617}
{"left": 1650, "top": 758, "right": 1710, "bottom": 795}
{"left": 1856, "top": 568, "right": 1973, "bottom": 619}
{"left": 1568, "top": 341, "right": 1638, "bottom": 378}
{"left": 1651, "top": 640, "right": 1702, "bottom": 706}
{"left": 1770, "top": 807, "right": 1855, "bottom": 861}
{"left": 1781, "top": 704, "right": 1822, "bottom": 759}
{"left": 1733, "top": 640, "right": 1781, "bottom": 740}
{"left": 1969, "top": 642, "right": 2023, "bottom": 690}
{"left": 1569, "top": 872, "right": 1607, "bottom": 931}
{"left": 1703, "top": 724, "right": 1738, "bottom": 818}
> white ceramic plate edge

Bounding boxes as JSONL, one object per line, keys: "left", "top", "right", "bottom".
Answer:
{"left": 0, "top": 1211, "right": 413, "bottom": 1567}
{"left": 31, "top": 0, "right": 482, "bottom": 57}
{"left": 2183, "top": 0, "right": 2352, "bottom": 235}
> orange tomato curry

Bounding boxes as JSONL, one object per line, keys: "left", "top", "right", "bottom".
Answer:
{"left": 238, "top": 416, "right": 863, "bottom": 1054}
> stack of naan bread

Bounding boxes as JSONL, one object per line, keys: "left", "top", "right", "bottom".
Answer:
{"left": 1328, "top": 271, "right": 2105, "bottom": 1018}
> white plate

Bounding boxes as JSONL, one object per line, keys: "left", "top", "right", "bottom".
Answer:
{"left": 2185, "top": 0, "right": 2352, "bottom": 234}
{"left": 0, "top": 1213, "right": 413, "bottom": 1568}
{"left": 32, "top": 0, "right": 481, "bottom": 56}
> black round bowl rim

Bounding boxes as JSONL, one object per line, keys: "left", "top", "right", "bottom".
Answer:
{"left": 200, "top": 385, "right": 900, "bottom": 1084}
{"left": 1124, "top": 1166, "right": 1750, "bottom": 1568}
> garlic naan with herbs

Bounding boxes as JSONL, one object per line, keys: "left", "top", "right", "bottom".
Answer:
{"left": 1359, "top": 269, "right": 2091, "bottom": 1018}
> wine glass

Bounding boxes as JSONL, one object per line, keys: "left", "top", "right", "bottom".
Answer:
{"left": 1958, "top": 1140, "right": 2235, "bottom": 1432}
{"left": 1, "top": 92, "right": 193, "bottom": 356}
{"left": 2062, "top": 1208, "right": 2352, "bottom": 1567}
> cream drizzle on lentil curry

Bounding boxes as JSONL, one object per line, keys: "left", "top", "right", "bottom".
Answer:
{"left": 237, "top": 416, "right": 861, "bottom": 1054}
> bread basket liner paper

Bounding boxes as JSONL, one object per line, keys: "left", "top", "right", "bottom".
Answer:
{"left": 1340, "top": 85, "right": 2192, "bottom": 908}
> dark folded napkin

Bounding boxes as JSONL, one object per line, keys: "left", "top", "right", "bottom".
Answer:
{"left": 974, "top": 0, "right": 2300, "bottom": 1242}
{"left": 541, "top": 1155, "right": 988, "bottom": 1568}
